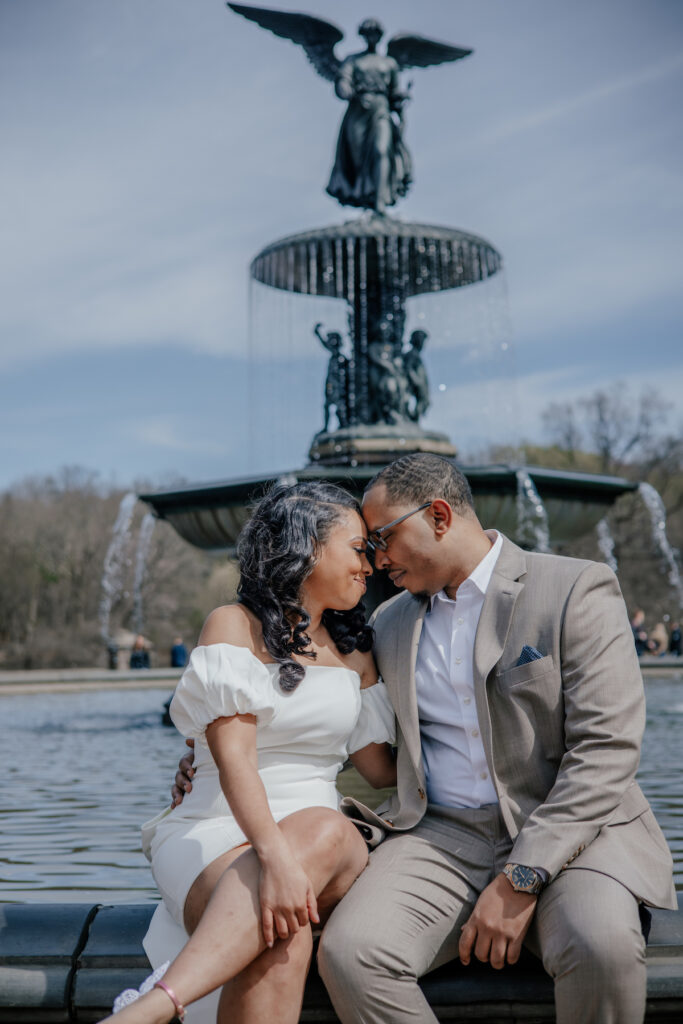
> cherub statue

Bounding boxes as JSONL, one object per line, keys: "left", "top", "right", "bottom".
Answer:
{"left": 404, "top": 329, "right": 430, "bottom": 421}
{"left": 228, "top": 4, "right": 472, "bottom": 215}
{"left": 314, "top": 323, "right": 349, "bottom": 431}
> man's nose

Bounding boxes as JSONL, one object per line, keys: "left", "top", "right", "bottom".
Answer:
{"left": 373, "top": 547, "right": 390, "bottom": 570}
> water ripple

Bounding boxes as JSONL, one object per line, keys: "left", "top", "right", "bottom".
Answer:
{"left": 1, "top": 677, "right": 682, "bottom": 901}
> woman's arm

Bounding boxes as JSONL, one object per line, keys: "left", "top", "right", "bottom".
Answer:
{"left": 347, "top": 648, "right": 397, "bottom": 789}
{"left": 349, "top": 742, "right": 397, "bottom": 789}
{"left": 206, "top": 712, "right": 319, "bottom": 946}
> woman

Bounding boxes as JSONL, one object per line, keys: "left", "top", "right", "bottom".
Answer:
{"left": 104, "top": 481, "right": 396, "bottom": 1024}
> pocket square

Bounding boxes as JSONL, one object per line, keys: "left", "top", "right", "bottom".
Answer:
{"left": 517, "top": 644, "right": 544, "bottom": 666}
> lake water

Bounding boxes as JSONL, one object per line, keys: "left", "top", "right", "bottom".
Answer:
{"left": 2, "top": 675, "right": 682, "bottom": 903}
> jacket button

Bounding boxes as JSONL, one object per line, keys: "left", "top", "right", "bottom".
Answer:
{"left": 418, "top": 787, "right": 426, "bottom": 799}
{"left": 385, "top": 818, "right": 394, "bottom": 826}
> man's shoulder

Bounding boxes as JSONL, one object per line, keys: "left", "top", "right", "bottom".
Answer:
{"left": 370, "top": 589, "right": 418, "bottom": 630}
{"left": 516, "top": 547, "right": 619, "bottom": 600}
{"left": 496, "top": 535, "right": 618, "bottom": 593}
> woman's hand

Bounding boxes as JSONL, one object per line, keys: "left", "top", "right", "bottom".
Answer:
{"left": 257, "top": 837, "right": 319, "bottom": 947}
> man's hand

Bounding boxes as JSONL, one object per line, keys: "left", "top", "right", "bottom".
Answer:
{"left": 459, "top": 873, "right": 537, "bottom": 970}
{"left": 171, "top": 738, "right": 196, "bottom": 807}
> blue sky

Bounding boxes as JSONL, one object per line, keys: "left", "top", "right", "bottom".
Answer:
{"left": 1, "top": 0, "right": 682, "bottom": 489}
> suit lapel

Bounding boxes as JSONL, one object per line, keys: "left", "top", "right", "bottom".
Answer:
{"left": 473, "top": 537, "right": 527, "bottom": 755}
{"left": 394, "top": 594, "right": 427, "bottom": 775}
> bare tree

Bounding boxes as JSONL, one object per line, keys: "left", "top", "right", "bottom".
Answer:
{"left": 541, "top": 401, "right": 583, "bottom": 462}
{"left": 578, "top": 383, "right": 672, "bottom": 474}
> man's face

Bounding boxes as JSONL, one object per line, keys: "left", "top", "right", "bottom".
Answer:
{"left": 362, "top": 484, "right": 446, "bottom": 597}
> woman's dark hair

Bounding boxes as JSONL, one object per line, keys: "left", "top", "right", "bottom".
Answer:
{"left": 237, "top": 480, "right": 373, "bottom": 692}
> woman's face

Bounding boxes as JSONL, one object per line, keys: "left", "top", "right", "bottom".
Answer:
{"left": 303, "top": 508, "right": 372, "bottom": 611}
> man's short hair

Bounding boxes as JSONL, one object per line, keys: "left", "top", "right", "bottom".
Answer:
{"left": 366, "top": 454, "right": 475, "bottom": 516}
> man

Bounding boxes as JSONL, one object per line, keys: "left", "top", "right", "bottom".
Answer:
{"left": 175, "top": 453, "right": 675, "bottom": 1022}
{"left": 317, "top": 453, "right": 675, "bottom": 1024}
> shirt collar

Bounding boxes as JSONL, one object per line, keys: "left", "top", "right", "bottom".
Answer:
{"left": 429, "top": 530, "right": 502, "bottom": 610}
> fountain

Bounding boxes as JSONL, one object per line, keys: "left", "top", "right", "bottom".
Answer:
{"left": 140, "top": 5, "right": 639, "bottom": 577}
{"left": 99, "top": 492, "right": 137, "bottom": 644}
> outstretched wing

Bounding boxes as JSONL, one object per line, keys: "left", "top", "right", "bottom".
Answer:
{"left": 227, "top": 3, "right": 343, "bottom": 82}
{"left": 387, "top": 34, "right": 472, "bottom": 71}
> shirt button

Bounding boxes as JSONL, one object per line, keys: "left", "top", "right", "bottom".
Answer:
{"left": 480, "top": 771, "right": 488, "bottom": 780}
{"left": 463, "top": 697, "right": 472, "bottom": 705}
{"left": 458, "top": 617, "right": 464, "bottom": 625}
{"left": 471, "top": 728, "right": 480, "bottom": 738}
{"left": 455, "top": 657, "right": 462, "bottom": 665}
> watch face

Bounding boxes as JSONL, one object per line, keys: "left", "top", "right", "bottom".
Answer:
{"left": 509, "top": 865, "right": 540, "bottom": 891}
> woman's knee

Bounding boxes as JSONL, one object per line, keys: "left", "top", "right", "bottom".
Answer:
{"left": 285, "top": 809, "right": 365, "bottom": 872}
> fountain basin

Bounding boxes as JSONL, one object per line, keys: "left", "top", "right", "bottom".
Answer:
{"left": 139, "top": 463, "right": 636, "bottom": 553}
{"left": 251, "top": 217, "right": 502, "bottom": 298}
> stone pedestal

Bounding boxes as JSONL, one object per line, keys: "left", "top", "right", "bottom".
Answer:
{"left": 309, "top": 423, "right": 457, "bottom": 467}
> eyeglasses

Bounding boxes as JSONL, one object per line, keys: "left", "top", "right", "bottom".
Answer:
{"left": 367, "top": 502, "right": 431, "bottom": 552}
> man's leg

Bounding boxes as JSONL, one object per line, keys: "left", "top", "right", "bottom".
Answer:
{"left": 528, "top": 868, "right": 647, "bottom": 1024}
{"left": 319, "top": 809, "right": 501, "bottom": 1024}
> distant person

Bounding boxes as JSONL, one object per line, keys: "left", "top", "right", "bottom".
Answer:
{"left": 129, "top": 635, "right": 150, "bottom": 670}
{"left": 650, "top": 621, "right": 669, "bottom": 657}
{"left": 669, "top": 622, "right": 682, "bottom": 657}
{"left": 107, "top": 641, "right": 119, "bottom": 671}
{"left": 630, "top": 609, "right": 652, "bottom": 656}
{"left": 170, "top": 637, "right": 188, "bottom": 669}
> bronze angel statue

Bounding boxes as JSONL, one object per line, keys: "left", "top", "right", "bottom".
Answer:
{"left": 228, "top": 4, "right": 472, "bottom": 214}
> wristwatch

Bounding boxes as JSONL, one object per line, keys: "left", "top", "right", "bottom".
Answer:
{"left": 502, "top": 862, "right": 545, "bottom": 895}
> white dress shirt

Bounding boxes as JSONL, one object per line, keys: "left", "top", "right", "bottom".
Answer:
{"left": 415, "top": 531, "right": 502, "bottom": 808}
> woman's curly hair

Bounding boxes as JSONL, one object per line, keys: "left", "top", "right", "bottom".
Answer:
{"left": 237, "top": 480, "right": 373, "bottom": 692}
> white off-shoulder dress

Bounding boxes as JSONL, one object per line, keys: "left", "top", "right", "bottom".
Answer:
{"left": 141, "top": 642, "right": 395, "bottom": 1023}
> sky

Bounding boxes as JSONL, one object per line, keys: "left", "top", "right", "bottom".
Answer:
{"left": 1, "top": 0, "right": 682, "bottom": 491}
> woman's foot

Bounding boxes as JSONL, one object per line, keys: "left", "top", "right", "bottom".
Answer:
{"left": 102, "top": 986, "right": 175, "bottom": 1024}
{"left": 113, "top": 960, "right": 170, "bottom": 1013}
{"left": 101, "top": 961, "right": 180, "bottom": 1024}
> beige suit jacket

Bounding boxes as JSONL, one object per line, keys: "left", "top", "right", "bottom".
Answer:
{"left": 344, "top": 534, "right": 676, "bottom": 910}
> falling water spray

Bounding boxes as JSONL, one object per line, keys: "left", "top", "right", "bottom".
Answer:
{"left": 515, "top": 470, "right": 550, "bottom": 553}
{"left": 99, "top": 492, "right": 137, "bottom": 643}
{"left": 132, "top": 512, "right": 156, "bottom": 634}
{"left": 638, "top": 483, "right": 683, "bottom": 611}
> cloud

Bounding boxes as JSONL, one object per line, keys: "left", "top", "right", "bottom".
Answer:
{"left": 470, "top": 50, "right": 683, "bottom": 149}
{"left": 126, "top": 415, "right": 227, "bottom": 456}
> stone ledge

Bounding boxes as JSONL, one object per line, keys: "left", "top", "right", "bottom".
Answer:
{"left": 1, "top": 900, "right": 683, "bottom": 1022}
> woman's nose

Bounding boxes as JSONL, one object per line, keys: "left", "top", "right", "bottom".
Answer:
{"left": 361, "top": 552, "right": 373, "bottom": 575}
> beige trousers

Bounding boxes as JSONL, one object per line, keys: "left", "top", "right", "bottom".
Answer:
{"left": 319, "top": 805, "right": 646, "bottom": 1024}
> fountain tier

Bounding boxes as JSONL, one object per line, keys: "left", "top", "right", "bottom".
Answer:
{"left": 251, "top": 218, "right": 502, "bottom": 463}
{"left": 140, "top": 464, "right": 637, "bottom": 554}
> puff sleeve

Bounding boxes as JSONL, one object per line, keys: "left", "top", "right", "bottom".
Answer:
{"left": 347, "top": 680, "right": 396, "bottom": 754}
{"left": 169, "top": 644, "right": 277, "bottom": 740}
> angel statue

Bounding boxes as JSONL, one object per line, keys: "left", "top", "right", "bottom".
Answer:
{"left": 228, "top": 4, "right": 472, "bottom": 214}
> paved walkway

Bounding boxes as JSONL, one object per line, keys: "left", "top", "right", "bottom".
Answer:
{"left": 0, "top": 667, "right": 181, "bottom": 695}
{"left": 1, "top": 657, "right": 681, "bottom": 696}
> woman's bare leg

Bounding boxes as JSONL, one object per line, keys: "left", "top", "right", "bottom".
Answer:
{"left": 217, "top": 927, "right": 313, "bottom": 1024}
{"left": 99, "top": 808, "right": 367, "bottom": 1024}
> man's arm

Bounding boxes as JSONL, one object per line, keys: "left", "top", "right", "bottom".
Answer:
{"left": 171, "top": 738, "right": 195, "bottom": 807}
{"left": 509, "top": 561, "right": 645, "bottom": 876}
{"left": 461, "top": 561, "right": 645, "bottom": 967}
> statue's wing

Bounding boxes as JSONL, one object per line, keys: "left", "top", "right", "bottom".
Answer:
{"left": 387, "top": 34, "right": 473, "bottom": 70}
{"left": 227, "top": 3, "right": 343, "bottom": 82}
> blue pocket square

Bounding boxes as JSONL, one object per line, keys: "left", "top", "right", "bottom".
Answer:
{"left": 517, "top": 645, "right": 544, "bottom": 666}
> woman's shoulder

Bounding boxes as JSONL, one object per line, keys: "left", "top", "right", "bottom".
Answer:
{"left": 343, "top": 646, "right": 378, "bottom": 690}
{"left": 198, "top": 604, "right": 264, "bottom": 654}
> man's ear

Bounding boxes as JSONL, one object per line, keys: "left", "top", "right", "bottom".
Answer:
{"left": 430, "top": 499, "right": 453, "bottom": 536}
